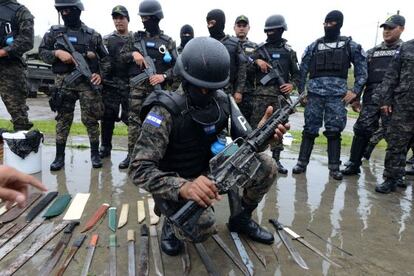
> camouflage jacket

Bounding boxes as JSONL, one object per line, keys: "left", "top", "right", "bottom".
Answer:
{"left": 299, "top": 36, "right": 367, "bottom": 96}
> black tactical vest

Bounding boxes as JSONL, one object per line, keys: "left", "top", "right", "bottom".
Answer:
{"left": 221, "top": 35, "right": 240, "bottom": 87}
{"left": 241, "top": 40, "right": 257, "bottom": 91}
{"left": 0, "top": 1, "right": 21, "bottom": 48}
{"left": 367, "top": 46, "right": 399, "bottom": 84}
{"left": 309, "top": 36, "right": 351, "bottom": 79}
{"left": 105, "top": 32, "right": 130, "bottom": 79}
{"left": 140, "top": 89, "right": 230, "bottom": 178}
{"left": 128, "top": 31, "right": 174, "bottom": 81}
{"left": 257, "top": 42, "right": 292, "bottom": 86}
{"left": 51, "top": 25, "right": 95, "bottom": 74}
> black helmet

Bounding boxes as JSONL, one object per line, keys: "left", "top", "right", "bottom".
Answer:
{"left": 174, "top": 37, "right": 230, "bottom": 89}
{"left": 138, "top": 0, "right": 163, "bottom": 20}
{"left": 264, "top": 14, "right": 287, "bottom": 31}
{"left": 54, "top": 0, "right": 84, "bottom": 11}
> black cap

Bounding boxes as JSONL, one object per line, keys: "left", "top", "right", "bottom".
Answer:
{"left": 112, "top": 5, "right": 129, "bottom": 20}
{"left": 235, "top": 15, "right": 249, "bottom": 25}
{"left": 380, "top": 15, "right": 405, "bottom": 28}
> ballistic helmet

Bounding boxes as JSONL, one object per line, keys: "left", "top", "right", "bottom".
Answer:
{"left": 54, "top": 0, "right": 84, "bottom": 11}
{"left": 264, "top": 14, "right": 287, "bottom": 31}
{"left": 138, "top": 0, "right": 163, "bottom": 20}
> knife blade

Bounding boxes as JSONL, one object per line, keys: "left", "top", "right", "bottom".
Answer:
{"left": 212, "top": 234, "right": 249, "bottom": 276}
{"left": 109, "top": 234, "right": 117, "bottom": 276}
{"left": 194, "top": 242, "right": 220, "bottom": 276}
{"left": 137, "top": 225, "right": 149, "bottom": 276}
{"left": 149, "top": 225, "right": 164, "bottom": 276}
{"left": 230, "top": 232, "right": 254, "bottom": 276}
{"left": 127, "top": 230, "right": 136, "bottom": 276}
{"left": 80, "top": 234, "right": 99, "bottom": 276}
{"left": 56, "top": 234, "right": 87, "bottom": 276}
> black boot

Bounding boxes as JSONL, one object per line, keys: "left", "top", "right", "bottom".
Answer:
{"left": 160, "top": 220, "right": 184, "bottom": 256}
{"left": 325, "top": 131, "right": 343, "bottom": 180}
{"left": 50, "top": 143, "right": 66, "bottom": 171}
{"left": 342, "top": 135, "right": 370, "bottom": 176}
{"left": 228, "top": 201, "right": 274, "bottom": 244}
{"left": 118, "top": 154, "right": 130, "bottom": 169}
{"left": 90, "top": 142, "right": 103, "bottom": 168}
{"left": 396, "top": 178, "right": 407, "bottom": 188}
{"left": 363, "top": 142, "right": 376, "bottom": 160}
{"left": 375, "top": 179, "right": 397, "bottom": 194}
{"left": 272, "top": 149, "right": 288, "bottom": 174}
{"left": 99, "top": 121, "right": 114, "bottom": 158}
{"left": 292, "top": 132, "right": 317, "bottom": 174}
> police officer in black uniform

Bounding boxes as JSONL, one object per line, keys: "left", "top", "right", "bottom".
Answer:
{"left": 119, "top": 0, "right": 178, "bottom": 170}
{"left": 99, "top": 5, "right": 132, "bottom": 159}
{"left": 206, "top": 9, "right": 247, "bottom": 102}
{"left": 177, "top": 24, "right": 194, "bottom": 54}
{"left": 342, "top": 15, "right": 405, "bottom": 176}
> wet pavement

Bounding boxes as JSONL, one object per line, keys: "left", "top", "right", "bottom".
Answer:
{"left": 0, "top": 143, "right": 413, "bottom": 275}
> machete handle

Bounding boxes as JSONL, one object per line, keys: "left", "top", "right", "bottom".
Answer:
{"left": 64, "top": 220, "right": 80, "bottom": 233}
{"left": 127, "top": 230, "right": 135, "bottom": 242}
{"left": 90, "top": 234, "right": 99, "bottom": 247}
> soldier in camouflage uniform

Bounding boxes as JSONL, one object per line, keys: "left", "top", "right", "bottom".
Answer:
{"left": 99, "top": 6, "right": 132, "bottom": 160}
{"left": 376, "top": 33, "right": 414, "bottom": 193}
{"left": 177, "top": 24, "right": 193, "bottom": 54}
{"left": 233, "top": 15, "right": 257, "bottom": 124}
{"left": 250, "top": 15, "right": 300, "bottom": 174}
{"left": 292, "top": 10, "right": 367, "bottom": 180}
{"left": 206, "top": 9, "right": 247, "bottom": 100}
{"left": 0, "top": 0, "right": 33, "bottom": 131}
{"left": 342, "top": 15, "right": 405, "bottom": 176}
{"left": 119, "top": 0, "right": 177, "bottom": 169}
{"left": 130, "top": 37, "right": 288, "bottom": 256}
{"left": 39, "top": 0, "right": 108, "bottom": 171}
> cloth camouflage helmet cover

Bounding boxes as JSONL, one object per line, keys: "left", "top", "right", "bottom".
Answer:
{"left": 264, "top": 14, "right": 287, "bottom": 31}
{"left": 54, "top": 0, "right": 84, "bottom": 11}
{"left": 174, "top": 37, "right": 230, "bottom": 89}
{"left": 138, "top": 0, "right": 163, "bottom": 20}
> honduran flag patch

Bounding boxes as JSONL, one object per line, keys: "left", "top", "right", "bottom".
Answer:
{"left": 144, "top": 112, "right": 163, "bottom": 127}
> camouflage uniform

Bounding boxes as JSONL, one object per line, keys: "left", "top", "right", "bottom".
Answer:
{"left": 238, "top": 39, "right": 257, "bottom": 123}
{"left": 130, "top": 87, "right": 277, "bottom": 241}
{"left": 0, "top": 0, "right": 33, "bottom": 131}
{"left": 120, "top": 30, "right": 177, "bottom": 158}
{"left": 378, "top": 40, "right": 414, "bottom": 182}
{"left": 39, "top": 23, "right": 108, "bottom": 145}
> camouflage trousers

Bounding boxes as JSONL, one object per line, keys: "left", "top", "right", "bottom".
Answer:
{"left": 0, "top": 62, "right": 32, "bottom": 130}
{"left": 239, "top": 92, "right": 253, "bottom": 125}
{"left": 128, "top": 83, "right": 151, "bottom": 156}
{"left": 304, "top": 92, "right": 347, "bottom": 135}
{"left": 102, "top": 84, "right": 129, "bottom": 125}
{"left": 54, "top": 76, "right": 103, "bottom": 144}
{"left": 173, "top": 152, "right": 277, "bottom": 242}
{"left": 250, "top": 93, "right": 284, "bottom": 153}
{"left": 383, "top": 108, "right": 414, "bottom": 180}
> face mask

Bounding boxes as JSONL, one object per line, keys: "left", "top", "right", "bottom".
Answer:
{"left": 61, "top": 8, "right": 81, "bottom": 28}
{"left": 187, "top": 85, "right": 214, "bottom": 108}
{"left": 180, "top": 36, "right": 192, "bottom": 48}
{"left": 143, "top": 17, "right": 160, "bottom": 35}
{"left": 266, "top": 28, "right": 284, "bottom": 44}
{"left": 324, "top": 26, "right": 340, "bottom": 41}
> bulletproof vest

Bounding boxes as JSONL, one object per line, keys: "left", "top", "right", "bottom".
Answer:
{"left": 241, "top": 40, "right": 257, "bottom": 91}
{"left": 221, "top": 35, "right": 240, "bottom": 87}
{"left": 309, "top": 36, "right": 351, "bottom": 79}
{"left": 105, "top": 32, "right": 130, "bottom": 78}
{"left": 257, "top": 42, "right": 292, "bottom": 86}
{"left": 128, "top": 31, "right": 174, "bottom": 81}
{"left": 141, "top": 89, "right": 230, "bottom": 178}
{"left": 367, "top": 46, "right": 399, "bottom": 84}
{"left": 0, "top": 1, "right": 21, "bottom": 48}
{"left": 51, "top": 25, "right": 95, "bottom": 74}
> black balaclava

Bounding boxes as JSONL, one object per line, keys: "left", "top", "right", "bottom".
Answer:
{"left": 266, "top": 28, "right": 284, "bottom": 45}
{"left": 324, "top": 10, "right": 343, "bottom": 42}
{"left": 143, "top": 16, "right": 160, "bottom": 35}
{"left": 206, "top": 9, "right": 225, "bottom": 40}
{"left": 180, "top": 24, "right": 194, "bottom": 48}
{"left": 60, "top": 7, "right": 82, "bottom": 28}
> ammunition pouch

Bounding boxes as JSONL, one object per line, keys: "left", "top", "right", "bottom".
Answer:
{"left": 48, "top": 85, "right": 63, "bottom": 112}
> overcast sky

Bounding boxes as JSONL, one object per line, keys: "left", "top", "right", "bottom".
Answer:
{"left": 20, "top": 0, "right": 412, "bottom": 59}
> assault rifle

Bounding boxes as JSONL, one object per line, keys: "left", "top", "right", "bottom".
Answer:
{"left": 55, "top": 34, "right": 101, "bottom": 92}
{"left": 158, "top": 92, "right": 306, "bottom": 241}
{"left": 130, "top": 40, "right": 161, "bottom": 90}
{"left": 260, "top": 61, "right": 286, "bottom": 86}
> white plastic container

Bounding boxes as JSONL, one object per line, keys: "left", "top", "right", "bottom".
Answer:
{"left": 2, "top": 131, "right": 42, "bottom": 174}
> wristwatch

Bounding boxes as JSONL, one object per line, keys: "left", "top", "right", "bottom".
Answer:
{"left": 162, "top": 73, "right": 167, "bottom": 79}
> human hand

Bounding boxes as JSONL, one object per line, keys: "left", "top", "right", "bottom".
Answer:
{"left": 55, "top": 49, "right": 74, "bottom": 64}
{"left": 351, "top": 100, "right": 361, "bottom": 113}
{"left": 280, "top": 83, "right": 293, "bottom": 94}
{"left": 179, "top": 176, "right": 221, "bottom": 208}
{"left": 258, "top": 106, "right": 290, "bottom": 141}
{"left": 343, "top": 90, "right": 357, "bottom": 104}
{"left": 233, "top": 92, "right": 242, "bottom": 104}
{"left": 91, "top": 73, "right": 101, "bottom": 85}
{"left": 0, "top": 49, "right": 8, "bottom": 58}
{"left": 0, "top": 165, "right": 47, "bottom": 209}
{"left": 255, "top": 59, "right": 271, "bottom": 73}
{"left": 132, "top": 51, "right": 146, "bottom": 68}
{"left": 381, "top": 105, "right": 392, "bottom": 116}
{"left": 149, "top": 74, "right": 165, "bottom": 86}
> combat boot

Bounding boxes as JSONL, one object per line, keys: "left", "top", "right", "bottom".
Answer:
{"left": 325, "top": 131, "right": 343, "bottom": 180}
{"left": 50, "top": 143, "right": 66, "bottom": 171}
{"left": 375, "top": 179, "right": 397, "bottom": 194}
{"left": 90, "top": 142, "right": 103, "bottom": 168}
{"left": 118, "top": 154, "right": 130, "bottom": 169}
{"left": 272, "top": 149, "right": 288, "bottom": 174}
{"left": 160, "top": 220, "right": 184, "bottom": 256}
{"left": 99, "top": 121, "right": 114, "bottom": 158}
{"left": 396, "top": 178, "right": 407, "bottom": 188}
{"left": 292, "top": 132, "right": 317, "bottom": 174}
{"left": 363, "top": 142, "right": 376, "bottom": 160}
{"left": 228, "top": 201, "right": 274, "bottom": 244}
{"left": 342, "top": 135, "right": 370, "bottom": 176}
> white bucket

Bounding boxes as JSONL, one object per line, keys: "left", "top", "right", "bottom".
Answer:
{"left": 2, "top": 131, "right": 42, "bottom": 174}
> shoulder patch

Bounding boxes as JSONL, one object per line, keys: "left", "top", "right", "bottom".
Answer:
{"left": 144, "top": 112, "right": 164, "bottom": 128}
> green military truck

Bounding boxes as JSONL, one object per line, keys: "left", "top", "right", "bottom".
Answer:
{"left": 25, "top": 52, "right": 55, "bottom": 98}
